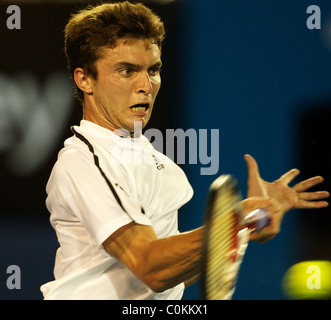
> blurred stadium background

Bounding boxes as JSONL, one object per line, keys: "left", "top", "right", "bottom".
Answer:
{"left": 0, "top": 0, "right": 330, "bottom": 299}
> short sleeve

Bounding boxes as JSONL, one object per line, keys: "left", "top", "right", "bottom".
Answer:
{"left": 46, "top": 148, "right": 152, "bottom": 246}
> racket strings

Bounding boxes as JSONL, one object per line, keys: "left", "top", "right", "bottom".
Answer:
{"left": 205, "top": 187, "right": 241, "bottom": 300}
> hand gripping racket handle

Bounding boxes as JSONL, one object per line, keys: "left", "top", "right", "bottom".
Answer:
{"left": 243, "top": 208, "right": 270, "bottom": 232}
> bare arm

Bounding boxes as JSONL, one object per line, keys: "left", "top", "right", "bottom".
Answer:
{"left": 103, "top": 222, "right": 203, "bottom": 293}
{"left": 102, "top": 156, "right": 329, "bottom": 293}
{"left": 103, "top": 197, "right": 277, "bottom": 293}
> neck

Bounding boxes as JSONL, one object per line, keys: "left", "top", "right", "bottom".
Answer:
{"left": 83, "top": 101, "right": 142, "bottom": 139}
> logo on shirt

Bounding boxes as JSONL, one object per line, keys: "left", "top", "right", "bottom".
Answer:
{"left": 152, "top": 154, "right": 164, "bottom": 171}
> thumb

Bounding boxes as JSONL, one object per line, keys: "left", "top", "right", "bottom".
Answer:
{"left": 244, "top": 154, "right": 267, "bottom": 197}
{"left": 244, "top": 154, "right": 260, "bottom": 181}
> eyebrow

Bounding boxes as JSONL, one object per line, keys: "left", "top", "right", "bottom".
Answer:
{"left": 115, "top": 61, "right": 162, "bottom": 70}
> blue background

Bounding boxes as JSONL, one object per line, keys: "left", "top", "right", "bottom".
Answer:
{"left": 175, "top": 0, "right": 331, "bottom": 299}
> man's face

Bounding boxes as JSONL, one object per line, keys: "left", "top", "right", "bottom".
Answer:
{"left": 85, "top": 38, "right": 162, "bottom": 134}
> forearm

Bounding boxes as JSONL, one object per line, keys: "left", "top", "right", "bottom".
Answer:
{"left": 141, "top": 227, "right": 204, "bottom": 292}
{"left": 103, "top": 223, "right": 204, "bottom": 293}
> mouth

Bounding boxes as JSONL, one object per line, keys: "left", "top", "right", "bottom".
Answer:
{"left": 129, "top": 103, "right": 150, "bottom": 112}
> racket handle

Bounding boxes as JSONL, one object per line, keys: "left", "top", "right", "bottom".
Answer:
{"left": 244, "top": 208, "right": 270, "bottom": 232}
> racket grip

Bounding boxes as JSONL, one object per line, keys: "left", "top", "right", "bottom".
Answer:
{"left": 244, "top": 208, "right": 270, "bottom": 232}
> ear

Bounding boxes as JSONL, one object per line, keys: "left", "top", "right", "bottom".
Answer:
{"left": 74, "top": 68, "right": 93, "bottom": 94}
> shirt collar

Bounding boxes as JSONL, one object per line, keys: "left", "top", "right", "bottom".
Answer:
{"left": 78, "top": 120, "right": 143, "bottom": 142}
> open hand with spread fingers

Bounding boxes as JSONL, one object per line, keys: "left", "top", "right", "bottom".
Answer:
{"left": 244, "top": 154, "right": 329, "bottom": 242}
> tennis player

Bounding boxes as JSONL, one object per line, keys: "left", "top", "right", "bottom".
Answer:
{"left": 40, "top": 2, "right": 329, "bottom": 299}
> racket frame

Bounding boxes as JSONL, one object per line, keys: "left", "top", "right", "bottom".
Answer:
{"left": 201, "top": 174, "right": 243, "bottom": 300}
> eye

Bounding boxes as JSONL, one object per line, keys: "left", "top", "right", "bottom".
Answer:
{"left": 148, "top": 66, "right": 162, "bottom": 77}
{"left": 119, "top": 68, "right": 135, "bottom": 77}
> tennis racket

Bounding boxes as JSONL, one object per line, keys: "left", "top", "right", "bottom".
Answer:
{"left": 201, "top": 174, "right": 269, "bottom": 300}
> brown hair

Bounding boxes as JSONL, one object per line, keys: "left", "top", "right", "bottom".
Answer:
{"left": 64, "top": 1, "right": 165, "bottom": 105}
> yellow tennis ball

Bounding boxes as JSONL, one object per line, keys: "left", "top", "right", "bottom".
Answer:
{"left": 282, "top": 261, "right": 331, "bottom": 299}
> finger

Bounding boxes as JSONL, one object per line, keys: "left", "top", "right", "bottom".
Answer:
{"left": 244, "top": 154, "right": 259, "bottom": 173}
{"left": 244, "top": 154, "right": 261, "bottom": 180}
{"left": 293, "top": 176, "right": 325, "bottom": 192}
{"left": 298, "top": 191, "right": 330, "bottom": 201}
{"left": 296, "top": 200, "right": 329, "bottom": 209}
{"left": 278, "top": 168, "right": 300, "bottom": 185}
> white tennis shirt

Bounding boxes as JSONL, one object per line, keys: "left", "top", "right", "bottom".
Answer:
{"left": 40, "top": 120, "right": 194, "bottom": 300}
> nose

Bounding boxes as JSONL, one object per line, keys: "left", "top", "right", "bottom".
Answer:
{"left": 136, "top": 71, "right": 153, "bottom": 95}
